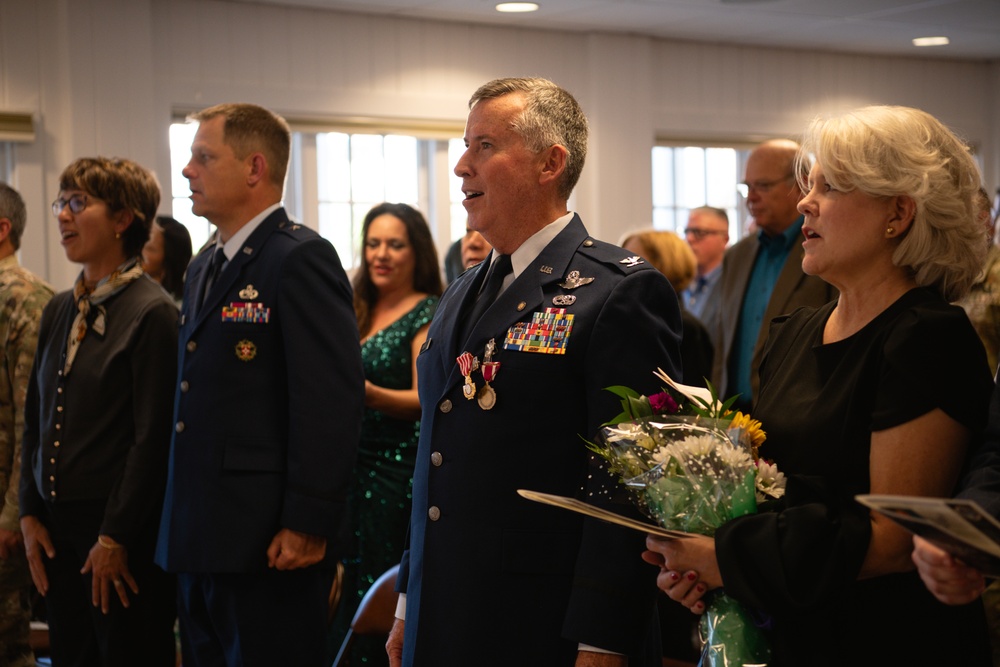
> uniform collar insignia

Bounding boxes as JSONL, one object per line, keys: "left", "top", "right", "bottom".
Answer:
{"left": 620, "top": 256, "right": 644, "bottom": 268}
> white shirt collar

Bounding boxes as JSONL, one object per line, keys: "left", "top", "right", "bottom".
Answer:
{"left": 507, "top": 211, "right": 575, "bottom": 278}
{"left": 218, "top": 203, "right": 283, "bottom": 261}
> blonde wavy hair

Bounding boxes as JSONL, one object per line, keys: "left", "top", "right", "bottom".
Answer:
{"left": 795, "top": 105, "right": 986, "bottom": 301}
{"left": 619, "top": 229, "right": 697, "bottom": 293}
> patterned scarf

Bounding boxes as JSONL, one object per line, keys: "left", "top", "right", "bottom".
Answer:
{"left": 63, "top": 258, "right": 144, "bottom": 375}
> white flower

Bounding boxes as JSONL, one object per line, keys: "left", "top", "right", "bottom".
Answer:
{"left": 669, "top": 433, "right": 720, "bottom": 458}
{"left": 716, "top": 442, "right": 753, "bottom": 471}
{"left": 650, "top": 446, "right": 672, "bottom": 466}
{"left": 755, "top": 460, "right": 787, "bottom": 500}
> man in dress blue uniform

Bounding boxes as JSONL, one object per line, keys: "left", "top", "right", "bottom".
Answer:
{"left": 387, "top": 78, "right": 683, "bottom": 667}
{"left": 154, "top": 103, "right": 364, "bottom": 667}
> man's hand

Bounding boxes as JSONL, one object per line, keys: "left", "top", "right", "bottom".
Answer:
{"left": 266, "top": 528, "right": 326, "bottom": 570}
{"left": 0, "top": 528, "right": 23, "bottom": 559}
{"left": 20, "top": 516, "right": 54, "bottom": 595}
{"left": 387, "top": 618, "right": 404, "bottom": 667}
{"left": 81, "top": 536, "right": 138, "bottom": 614}
{"left": 912, "top": 536, "right": 986, "bottom": 605}
{"left": 576, "top": 651, "right": 627, "bottom": 666}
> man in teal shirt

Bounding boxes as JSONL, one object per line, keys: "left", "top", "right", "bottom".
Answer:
{"left": 713, "top": 139, "right": 836, "bottom": 411}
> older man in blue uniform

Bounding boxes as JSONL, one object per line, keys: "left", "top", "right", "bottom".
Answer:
{"left": 387, "top": 78, "right": 683, "bottom": 667}
{"left": 155, "top": 103, "right": 364, "bottom": 667}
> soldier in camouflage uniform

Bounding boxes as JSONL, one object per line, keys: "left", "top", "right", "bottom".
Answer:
{"left": 0, "top": 182, "right": 54, "bottom": 667}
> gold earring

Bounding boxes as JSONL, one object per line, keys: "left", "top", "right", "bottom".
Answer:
{"left": 886, "top": 227, "right": 895, "bottom": 236}
{"left": 115, "top": 232, "right": 121, "bottom": 239}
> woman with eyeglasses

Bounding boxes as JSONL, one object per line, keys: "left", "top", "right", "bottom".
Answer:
{"left": 20, "top": 157, "right": 178, "bottom": 667}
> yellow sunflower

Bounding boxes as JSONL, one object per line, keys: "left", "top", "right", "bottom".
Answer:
{"left": 729, "top": 411, "right": 767, "bottom": 457}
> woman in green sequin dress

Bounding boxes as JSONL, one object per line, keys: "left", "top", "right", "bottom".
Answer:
{"left": 330, "top": 203, "right": 441, "bottom": 665}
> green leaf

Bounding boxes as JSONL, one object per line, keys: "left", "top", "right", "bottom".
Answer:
{"left": 719, "top": 394, "right": 740, "bottom": 413}
{"left": 627, "top": 395, "right": 653, "bottom": 419}
{"left": 602, "top": 410, "right": 632, "bottom": 427}
{"left": 604, "top": 385, "right": 641, "bottom": 400}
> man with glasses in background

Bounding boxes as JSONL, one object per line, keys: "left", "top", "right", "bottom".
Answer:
{"left": 682, "top": 206, "right": 729, "bottom": 346}
{"left": 712, "top": 139, "right": 835, "bottom": 412}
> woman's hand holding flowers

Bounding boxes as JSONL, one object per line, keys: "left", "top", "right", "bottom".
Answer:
{"left": 643, "top": 534, "right": 721, "bottom": 613}
{"left": 586, "top": 370, "right": 780, "bottom": 665}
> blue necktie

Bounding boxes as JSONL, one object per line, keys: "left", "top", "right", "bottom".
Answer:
{"left": 460, "top": 254, "right": 511, "bottom": 343}
{"left": 200, "top": 246, "right": 227, "bottom": 308}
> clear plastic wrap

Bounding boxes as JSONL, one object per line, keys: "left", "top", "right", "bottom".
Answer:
{"left": 593, "top": 414, "right": 775, "bottom": 667}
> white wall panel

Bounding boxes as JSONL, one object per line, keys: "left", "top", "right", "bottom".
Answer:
{"left": 0, "top": 0, "right": 995, "bottom": 285}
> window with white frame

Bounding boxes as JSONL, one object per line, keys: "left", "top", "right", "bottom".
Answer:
{"left": 169, "top": 122, "right": 466, "bottom": 269}
{"left": 651, "top": 144, "right": 752, "bottom": 242}
{"left": 168, "top": 122, "right": 211, "bottom": 252}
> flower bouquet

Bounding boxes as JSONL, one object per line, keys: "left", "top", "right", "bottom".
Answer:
{"left": 588, "top": 368, "right": 784, "bottom": 667}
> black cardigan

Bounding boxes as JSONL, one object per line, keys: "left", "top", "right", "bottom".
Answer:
{"left": 20, "top": 274, "right": 178, "bottom": 550}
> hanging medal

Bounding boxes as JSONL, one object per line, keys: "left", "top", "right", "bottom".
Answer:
{"left": 456, "top": 351, "right": 479, "bottom": 400}
{"left": 477, "top": 338, "right": 500, "bottom": 410}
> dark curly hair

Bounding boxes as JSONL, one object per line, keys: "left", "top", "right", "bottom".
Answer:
{"left": 352, "top": 203, "right": 442, "bottom": 336}
{"left": 154, "top": 215, "right": 193, "bottom": 300}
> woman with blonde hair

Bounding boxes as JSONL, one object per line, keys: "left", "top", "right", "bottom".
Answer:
{"left": 645, "top": 106, "right": 993, "bottom": 665}
{"left": 621, "top": 229, "right": 713, "bottom": 387}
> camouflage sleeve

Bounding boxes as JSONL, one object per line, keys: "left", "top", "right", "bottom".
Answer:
{"left": 0, "top": 282, "right": 52, "bottom": 532}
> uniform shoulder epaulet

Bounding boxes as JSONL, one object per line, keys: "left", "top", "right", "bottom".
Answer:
{"left": 274, "top": 220, "right": 323, "bottom": 247}
{"left": 276, "top": 220, "right": 306, "bottom": 235}
{"left": 578, "top": 237, "right": 655, "bottom": 274}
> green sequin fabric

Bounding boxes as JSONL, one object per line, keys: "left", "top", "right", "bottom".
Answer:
{"left": 330, "top": 296, "right": 438, "bottom": 665}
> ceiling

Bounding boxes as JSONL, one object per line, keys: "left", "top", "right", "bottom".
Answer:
{"left": 233, "top": 0, "right": 1000, "bottom": 61}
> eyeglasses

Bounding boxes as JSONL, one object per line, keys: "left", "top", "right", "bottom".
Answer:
{"left": 741, "top": 175, "right": 795, "bottom": 195}
{"left": 51, "top": 194, "right": 90, "bottom": 216}
{"left": 684, "top": 228, "right": 726, "bottom": 240}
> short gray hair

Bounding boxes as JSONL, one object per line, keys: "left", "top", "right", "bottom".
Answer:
{"left": 0, "top": 182, "right": 27, "bottom": 250}
{"left": 470, "top": 77, "right": 588, "bottom": 200}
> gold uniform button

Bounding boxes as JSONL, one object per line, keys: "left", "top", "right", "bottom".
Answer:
{"left": 175, "top": 422, "right": 185, "bottom": 433}
{"left": 439, "top": 400, "right": 453, "bottom": 413}
{"left": 430, "top": 452, "right": 443, "bottom": 466}
{"left": 50, "top": 490, "right": 56, "bottom": 498}
{"left": 186, "top": 341, "right": 197, "bottom": 352}
{"left": 180, "top": 380, "right": 190, "bottom": 392}
{"left": 428, "top": 506, "right": 441, "bottom": 521}
{"left": 53, "top": 441, "right": 60, "bottom": 448}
